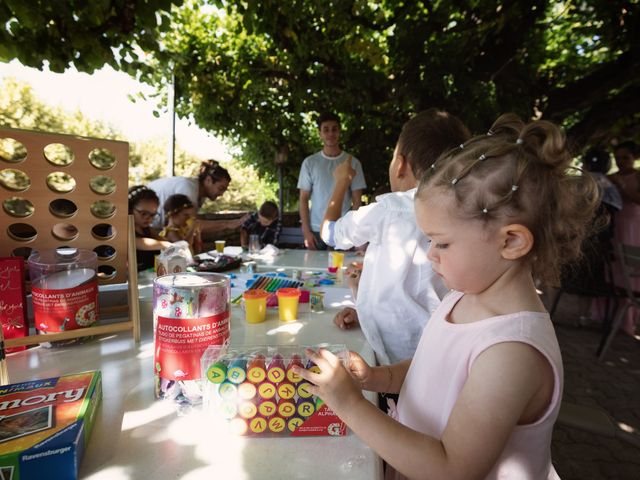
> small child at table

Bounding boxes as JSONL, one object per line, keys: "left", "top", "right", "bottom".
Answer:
{"left": 297, "top": 114, "right": 600, "bottom": 479}
{"left": 159, "top": 194, "right": 203, "bottom": 253}
{"left": 129, "top": 185, "right": 172, "bottom": 271}
{"left": 240, "top": 201, "right": 282, "bottom": 249}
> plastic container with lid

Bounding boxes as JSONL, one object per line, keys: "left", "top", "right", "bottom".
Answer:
{"left": 28, "top": 247, "right": 99, "bottom": 335}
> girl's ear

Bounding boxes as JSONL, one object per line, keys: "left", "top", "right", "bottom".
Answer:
{"left": 499, "top": 224, "right": 534, "bottom": 260}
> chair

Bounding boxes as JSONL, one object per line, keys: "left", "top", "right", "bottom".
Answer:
{"left": 597, "top": 243, "right": 640, "bottom": 361}
{"left": 549, "top": 234, "right": 620, "bottom": 325}
{"left": 278, "top": 226, "right": 305, "bottom": 248}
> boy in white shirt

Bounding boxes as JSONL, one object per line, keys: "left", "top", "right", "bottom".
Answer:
{"left": 321, "top": 109, "right": 470, "bottom": 365}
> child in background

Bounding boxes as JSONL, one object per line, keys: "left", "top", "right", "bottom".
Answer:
{"left": 240, "top": 201, "right": 282, "bottom": 249}
{"left": 128, "top": 185, "right": 172, "bottom": 271}
{"left": 321, "top": 109, "right": 470, "bottom": 366}
{"left": 159, "top": 194, "right": 203, "bottom": 253}
{"left": 298, "top": 114, "right": 600, "bottom": 479}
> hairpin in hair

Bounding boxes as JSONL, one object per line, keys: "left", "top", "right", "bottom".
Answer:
{"left": 482, "top": 208, "right": 488, "bottom": 214}
{"left": 478, "top": 154, "right": 486, "bottom": 161}
{"left": 128, "top": 185, "right": 148, "bottom": 200}
{"left": 516, "top": 138, "right": 524, "bottom": 145}
{"left": 486, "top": 129, "right": 494, "bottom": 136}
{"left": 511, "top": 185, "right": 519, "bottom": 192}
{"left": 451, "top": 178, "right": 458, "bottom": 186}
{"left": 459, "top": 143, "right": 465, "bottom": 149}
{"left": 168, "top": 203, "right": 193, "bottom": 216}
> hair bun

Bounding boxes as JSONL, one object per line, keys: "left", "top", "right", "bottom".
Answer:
{"left": 489, "top": 113, "right": 524, "bottom": 139}
{"left": 519, "top": 120, "right": 571, "bottom": 171}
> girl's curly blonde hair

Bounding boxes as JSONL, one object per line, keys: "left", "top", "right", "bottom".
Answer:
{"left": 417, "top": 113, "right": 601, "bottom": 286}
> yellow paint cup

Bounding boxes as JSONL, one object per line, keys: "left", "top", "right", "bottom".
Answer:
{"left": 330, "top": 251, "right": 345, "bottom": 269}
{"left": 215, "top": 240, "right": 226, "bottom": 253}
{"left": 243, "top": 289, "right": 269, "bottom": 324}
{"left": 276, "top": 288, "right": 301, "bottom": 322}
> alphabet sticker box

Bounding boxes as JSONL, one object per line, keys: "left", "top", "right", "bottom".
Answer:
{"left": 0, "top": 371, "right": 102, "bottom": 480}
{"left": 201, "top": 345, "right": 347, "bottom": 437}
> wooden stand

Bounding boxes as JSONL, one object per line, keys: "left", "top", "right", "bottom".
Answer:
{"left": 0, "top": 127, "right": 140, "bottom": 347}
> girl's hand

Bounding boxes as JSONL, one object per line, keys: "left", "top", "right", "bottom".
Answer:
{"left": 294, "top": 348, "right": 365, "bottom": 415}
{"left": 346, "top": 351, "right": 374, "bottom": 390}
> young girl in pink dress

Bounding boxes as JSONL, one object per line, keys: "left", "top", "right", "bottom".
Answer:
{"left": 295, "top": 114, "right": 600, "bottom": 479}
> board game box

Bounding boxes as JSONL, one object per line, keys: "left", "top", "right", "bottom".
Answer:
{"left": 0, "top": 371, "right": 102, "bottom": 480}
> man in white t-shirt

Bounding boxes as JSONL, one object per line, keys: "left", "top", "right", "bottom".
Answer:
{"left": 297, "top": 112, "right": 366, "bottom": 250}
{"left": 321, "top": 109, "right": 470, "bottom": 365}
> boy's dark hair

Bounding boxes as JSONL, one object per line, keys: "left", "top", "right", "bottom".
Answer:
{"left": 163, "top": 194, "right": 194, "bottom": 216}
{"left": 128, "top": 185, "right": 159, "bottom": 213}
{"left": 614, "top": 140, "right": 639, "bottom": 157}
{"left": 396, "top": 108, "right": 471, "bottom": 180}
{"left": 197, "top": 159, "right": 231, "bottom": 185}
{"left": 317, "top": 112, "right": 341, "bottom": 128}
{"left": 259, "top": 201, "right": 279, "bottom": 220}
{"left": 582, "top": 147, "right": 611, "bottom": 174}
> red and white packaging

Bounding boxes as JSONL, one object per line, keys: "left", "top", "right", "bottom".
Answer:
{"left": 0, "top": 257, "right": 28, "bottom": 352}
{"left": 28, "top": 248, "right": 99, "bottom": 335}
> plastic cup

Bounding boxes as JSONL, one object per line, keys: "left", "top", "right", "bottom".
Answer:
{"left": 243, "top": 289, "right": 269, "bottom": 324}
{"left": 249, "top": 234, "right": 261, "bottom": 254}
{"left": 329, "top": 251, "right": 344, "bottom": 269}
{"left": 215, "top": 240, "right": 226, "bottom": 253}
{"left": 276, "top": 288, "right": 301, "bottom": 322}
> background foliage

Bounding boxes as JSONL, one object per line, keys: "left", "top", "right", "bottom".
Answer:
{"left": 0, "top": 77, "right": 277, "bottom": 211}
{"left": 1, "top": 1, "right": 639, "bottom": 207}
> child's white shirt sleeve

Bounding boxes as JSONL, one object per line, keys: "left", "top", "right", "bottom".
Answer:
{"left": 322, "top": 202, "right": 382, "bottom": 250}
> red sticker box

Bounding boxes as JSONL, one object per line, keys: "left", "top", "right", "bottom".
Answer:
{"left": 0, "top": 257, "right": 28, "bottom": 352}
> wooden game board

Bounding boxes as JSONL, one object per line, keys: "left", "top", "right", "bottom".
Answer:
{"left": 0, "top": 127, "right": 140, "bottom": 347}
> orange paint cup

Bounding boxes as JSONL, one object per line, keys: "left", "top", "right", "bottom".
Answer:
{"left": 276, "top": 288, "right": 301, "bottom": 322}
{"left": 243, "top": 289, "right": 269, "bottom": 324}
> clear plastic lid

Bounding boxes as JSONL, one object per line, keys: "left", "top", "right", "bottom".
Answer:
{"left": 28, "top": 247, "right": 97, "bottom": 269}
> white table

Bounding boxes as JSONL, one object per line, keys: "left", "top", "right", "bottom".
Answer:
{"left": 6, "top": 250, "right": 382, "bottom": 480}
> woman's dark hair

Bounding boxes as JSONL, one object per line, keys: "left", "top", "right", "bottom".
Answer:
{"left": 128, "top": 185, "right": 159, "bottom": 213}
{"left": 582, "top": 147, "right": 611, "bottom": 174}
{"left": 197, "top": 159, "right": 231, "bottom": 185}
{"left": 164, "top": 194, "right": 195, "bottom": 217}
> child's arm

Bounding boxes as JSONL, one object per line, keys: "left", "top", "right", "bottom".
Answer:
{"left": 322, "top": 157, "right": 356, "bottom": 227}
{"left": 136, "top": 236, "right": 172, "bottom": 251}
{"left": 298, "top": 343, "right": 552, "bottom": 480}
{"left": 192, "top": 221, "right": 203, "bottom": 253}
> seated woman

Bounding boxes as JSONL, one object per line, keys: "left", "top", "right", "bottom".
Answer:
{"left": 159, "top": 194, "right": 203, "bottom": 254}
{"left": 609, "top": 141, "right": 640, "bottom": 334}
{"left": 128, "top": 185, "right": 172, "bottom": 271}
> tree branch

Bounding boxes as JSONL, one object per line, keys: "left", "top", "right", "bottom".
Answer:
{"left": 545, "top": 50, "right": 640, "bottom": 119}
